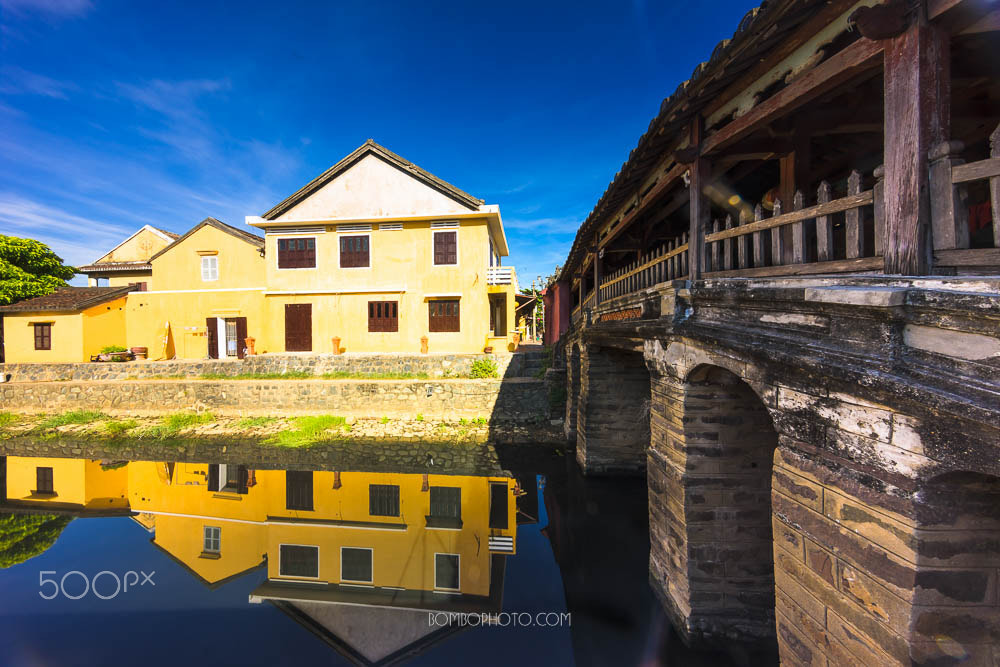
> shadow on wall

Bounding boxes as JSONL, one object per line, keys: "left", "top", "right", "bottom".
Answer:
{"left": 487, "top": 347, "right": 564, "bottom": 445}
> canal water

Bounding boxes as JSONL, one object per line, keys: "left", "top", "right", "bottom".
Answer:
{"left": 0, "top": 444, "right": 777, "bottom": 666}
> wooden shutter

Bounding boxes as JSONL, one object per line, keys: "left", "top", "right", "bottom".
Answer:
{"left": 33, "top": 323, "right": 51, "bottom": 350}
{"left": 428, "top": 300, "right": 460, "bottom": 332}
{"left": 369, "top": 484, "right": 400, "bottom": 516}
{"left": 489, "top": 482, "right": 509, "bottom": 529}
{"left": 286, "top": 470, "right": 314, "bottom": 510}
{"left": 278, "top": 238, "right": 316, "bottom": 268}
{"left": 206, "top": 318, "right": 218, "bottom": 359}
{"left": 368, "top": 301, "right": 398, "bottom": 332}
{"left": 207, "top": 464, "right": 220, "bottom": 492}
{"left": 237, "top": 466, "right": 249, "bottom": 495}
{"left": 429, "top": 487, "right": 461, "bottom": 519}
{"left": 340, "top": 235, "right": 369, "bottom": 268}
{"left": 235, "top": 317, "right": 248, "bottom": 359}
{"left": 284, "top": 304, "right": 312, "bottom": 352}
{"left": 36, "top": 467, "right": 53, "bottom": 493}
{"left": 434, "top": 231, "right": 457, "bottom": 264}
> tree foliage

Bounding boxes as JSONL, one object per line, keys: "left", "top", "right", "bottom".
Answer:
{"left": 0, "top": 513, "right": 73, "bottom": 568}
{"left": 0, "top": 235, "right": 76, "bottom": 306}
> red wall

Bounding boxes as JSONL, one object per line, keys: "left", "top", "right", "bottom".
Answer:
{"left": 543, "top": 281, "right": 571, "bottom": 346}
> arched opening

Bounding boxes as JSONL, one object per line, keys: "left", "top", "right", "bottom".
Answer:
{"left": 565, "top": 344, "right": 581, "bottom": 442}
{"left": 648, "top": 363, "right": 778, "bottom": 643}
{"left": 911, "top": 471, "right": 1000, "bottom": 664}
{"left": 576, "top": 346, "right": 650, "bottom": 475}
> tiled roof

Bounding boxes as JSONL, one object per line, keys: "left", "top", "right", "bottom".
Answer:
{"left": 261, "top": 139, "right": 485, "bottom": 220}
{"left": 557, "top": 0, "right": 833, "bottom": 282}
{"left": 0, "top": 286, "right": 132, "bottom": 313}
{"left": 76, "top": 261, "right": 152, "bottom": 273}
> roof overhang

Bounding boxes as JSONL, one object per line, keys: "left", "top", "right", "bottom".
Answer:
{"left": 247, "top": 206, "right": 509, "bottom": 256}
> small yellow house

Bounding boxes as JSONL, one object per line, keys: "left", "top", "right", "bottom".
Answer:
{"left": 77, "top": 224, "right": 179, "bottom": 291}
{"left": 125, "top": 217, "right": 266, "bottom": 360}
{"left": 0, "top": 286, "right": 130, "bottom": 363}
{"left": 2, "top": 456, "right": 130, "bottom": 514}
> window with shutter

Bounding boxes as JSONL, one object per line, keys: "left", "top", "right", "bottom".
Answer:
{"left": 429, "top": 487, "right": 461, "bottom": 519}
{"left": 33, "top": 323, "right": 51, "bottom": 350}
{"left": 341, "top": 547, "right": 373, "bottom": 583}
{"left": 428, "top": 300, "right": 460, "bottom": 332}
{"left": 435, "top": 553, "right": 460, "bottom": 590}
{"left": 367, "top": 301, "right": 398, "bottom": 332}
{"left": 433, "top": 230, "right": 457, "bottom": 265}
{"left": 277, "top": 237, "right": 316, "bottom": 268}
{"left": 340, "top": 235, "right": 370, "bottom": 268}
{"left": 286, "top": 470, "right": 314, "bottom": 510}
{"left": 280, "top": 544, "right": 319, "bottom": 578}
{"left": 369, "top": 484, "right": 400, "bottom": 517}
{"left": 36, "top": 467, "right": 54, "bottom": 494}
{"left": 203, "top": 526, "right": 221, "bottom": 553}
{"left": 201, "top": 256, "right": 218, "bottom": 281}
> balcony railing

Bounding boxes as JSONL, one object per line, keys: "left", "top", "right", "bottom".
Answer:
{"left": 487, "top": 266, "right": 516, "bottom": 285}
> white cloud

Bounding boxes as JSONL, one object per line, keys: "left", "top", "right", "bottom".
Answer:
{"left": 0, "top": 66, "right": 77, "bottom": 99}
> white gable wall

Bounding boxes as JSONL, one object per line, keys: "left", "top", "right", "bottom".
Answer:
{"left": 274, "top": 154, "right": 476, "bottom": 222}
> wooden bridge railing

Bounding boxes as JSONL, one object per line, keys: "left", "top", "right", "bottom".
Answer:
{"left": 703, "top": 168, "right": 882, "bottom": 276}
{"left": 929, "top": 122, "right": 1000, "bottom": 266}
{"left": 598, "top": 233, "right": 689, "bottom": 302}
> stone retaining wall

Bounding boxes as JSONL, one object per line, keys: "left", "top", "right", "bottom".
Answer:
{"left": 0, "top": 377, "right": 547, "bottom": 421}
{"left": 0, "top": 352, "right": 523, "bottom": 383}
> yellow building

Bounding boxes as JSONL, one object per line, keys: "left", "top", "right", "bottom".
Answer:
{"left": 1, "top": 141, "right": 519, "bottom": 363}
{"left": 2, "top": 456, "right": 130, "bottom": 514}
{"left": 0, "top": 287, "right": 130, "bottom": 363}
{"left": 77, "top": 224, "right": 179, "bottom": 291}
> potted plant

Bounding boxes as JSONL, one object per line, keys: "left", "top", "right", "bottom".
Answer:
{"left": 130, "top": 346, "right": 148, "bottom": 360}
{"left": 98, "top": 345, "right": 132, "bottom": 362}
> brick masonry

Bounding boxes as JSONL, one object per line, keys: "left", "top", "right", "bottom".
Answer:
{"left": 0, "top": 377, "right": 548, "bottom": 421}
{"left": 0, "top": 352, "right": 520, "bottom": 383}
{"left": 558, "top": 278, "right": 1000, "bottom": 663}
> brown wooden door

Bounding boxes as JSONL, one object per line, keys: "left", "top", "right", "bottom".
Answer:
{"left": 235, "top": 317, "right": 248, "bottom": 359}
{"left": 284, "top": 304, "right": 312, "bottom": 352}
{"left": 206, "top": 317, "right": 218, "bottom": 359}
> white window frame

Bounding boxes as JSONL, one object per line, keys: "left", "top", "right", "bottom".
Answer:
{"left": 340, "top": 546, "right": 374, "bottom": 585}
{"left": 201, "top": 255, "right": 218, "bottom": 282}
{"left": 337, "top": 233, "right": 372, "bottom": 270}
{"left": 203, "top": 526, "right": 221, "bottom": 553}
{"left": 275, "top": 236, "right": 318, "bottom": 271}
{"left": 432, "top": 229, "right": 459, "bottom": 267}
{"left": 277, "top": 543, "right": 320, "bottom": 580}
{"left": 434, "top": 552, "right": 460, "bottom": 591}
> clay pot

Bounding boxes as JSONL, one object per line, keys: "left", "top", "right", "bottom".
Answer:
{"left": 245, "top": 337, "right": 256, "bottom": 356}
{"left": 483, "top": 346, "right": 493, "bottom": 354}
{"left": 332, "top": 337, "right": 342, "bottom": 355}
{"left": 420, "top": 336, "right": 429, "bottom": 354}
{"left": 131, "top": 346, "right": 148, "bottom": 360}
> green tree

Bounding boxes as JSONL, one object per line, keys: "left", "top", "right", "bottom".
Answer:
{"left": 0, "top": 235, "right": 76, "bottom": 306}
{"left": 0, "top": 513, "right": 73, "bottom": 568}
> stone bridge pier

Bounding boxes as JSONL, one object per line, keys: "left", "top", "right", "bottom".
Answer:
{"left": 562, "top": 278, "right": 1000, "bottom": 665}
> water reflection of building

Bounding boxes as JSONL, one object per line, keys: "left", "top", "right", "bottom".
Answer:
{"left": 0, "top": 454, "right": 518, "bottom": 664}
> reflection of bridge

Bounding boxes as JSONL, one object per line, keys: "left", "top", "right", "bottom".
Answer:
{"left": 542, "top": 0, "right": 1000, "bottom": 662}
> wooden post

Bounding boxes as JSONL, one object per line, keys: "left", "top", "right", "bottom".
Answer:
{"left": 791, "top": 190, "right": 807, "bottom": 264}
{"left": 681, "top": 231, "right": 689, "bottom": 277}
{"left": 770, "top": 198, "right": 785, "bottom": 266}
{"left": 688, "top": 118, "right": 709, "bottom": 280}
{"left": 710, "top": 219, "right": 720, "bottom": 272}
{"left": 593, "top": 250, "right": 601, "bottom": 305}
{"left": 816, "top": 181, "right": 833, "bottom": 261}
{"left": 928, "top": 140, "right": 970, "bottom": 251}
{"left": 737, "top": 209, "right": 751, "bottom": 269}
{"left": 991, "top": 123, "right": 1000, "bottom": 249}
{"left": 873, "top": 165, "right": 886, "bottom": 256}
{"left": 845, "top": 170, "right": 865, "bottom": 258}
{"left": 753, "top": 204, "right": 766, "bottom": 267}
{"left": 723, "top": 215, "right": 734, "bottom": 271}
{"left": 883, "top": 19, "right": 950, "bottom": 274}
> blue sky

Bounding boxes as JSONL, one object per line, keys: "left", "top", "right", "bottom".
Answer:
{"left": 1, "top": 0, "right": 755, "bottom": 287}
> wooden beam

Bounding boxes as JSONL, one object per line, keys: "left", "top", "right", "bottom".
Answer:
{"left": 701, "top": 37, "right": 885, "bottom": 157}
{"left": 883, "top": 21, "right": 950, "bottom": 275}
{"left": 597, "top": 162, "right": 687, "bottom": 250}
{"left": 706, "top": 190, "right": 873, "bottom": 243}
{"left": 705, "top": 255, "right": 883, "bottom": 278}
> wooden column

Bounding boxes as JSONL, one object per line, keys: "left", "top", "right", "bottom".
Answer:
{"left": 593, "top": 249, "right": 601, "bottom": 305}
{"left": 882, "top": 19, "right": 950, "bottom": 274}
{"left": 688, "top": 118, "right": 710, "bottom": 280}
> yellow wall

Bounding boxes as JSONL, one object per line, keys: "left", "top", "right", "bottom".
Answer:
{"left": 257, "top": 220, "right": 513, "bottom": 354}
{"left": 1, "top": 297, "right": 126, "bottom": 363}
{"left": 88, "top": 271, "right": 154, "bottom": 290}
{"left": 149, "top": 224, "right": 264, "bottom": 292}
{"left": 4, "top": 457, "right": 128, "bottom": 509}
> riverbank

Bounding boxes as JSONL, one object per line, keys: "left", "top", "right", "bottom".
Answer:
{"left": 0, "top": 410, "right": 565, "bottom": 451}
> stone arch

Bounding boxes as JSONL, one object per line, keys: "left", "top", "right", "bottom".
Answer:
{"left": 575, "top": 343, "right": 651, "bottom": 475}
{"left": 565, "top": 343, "right": 581, "bottom": 442}
{"left": 647, "top": 362, "right": 779, "bottom": 644}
